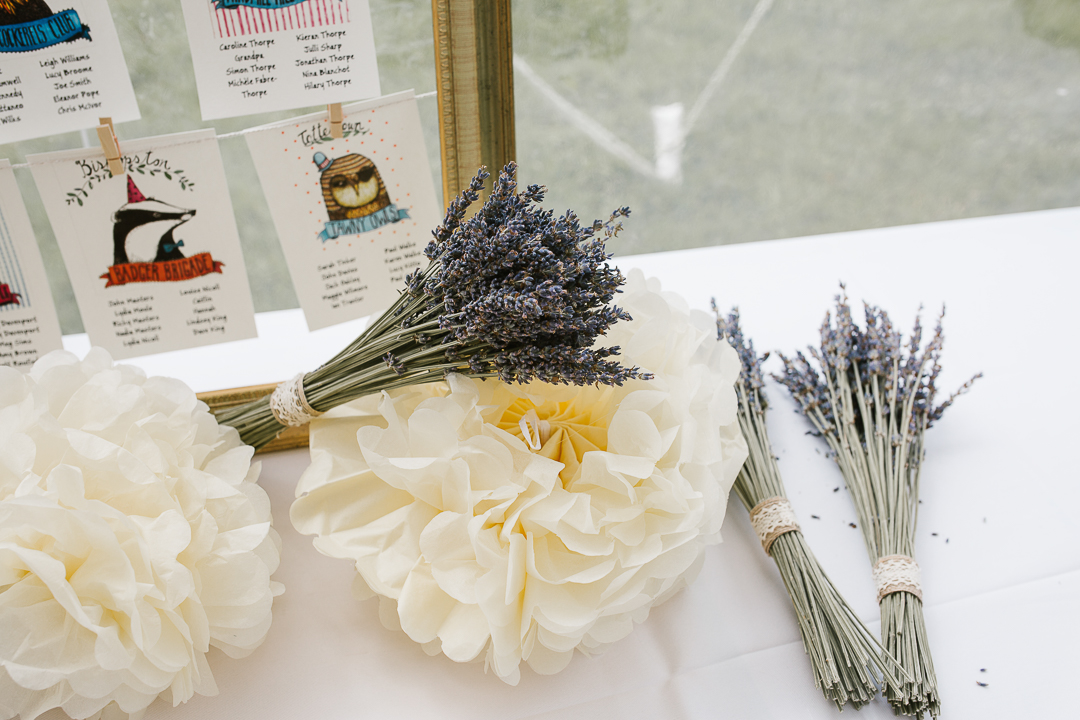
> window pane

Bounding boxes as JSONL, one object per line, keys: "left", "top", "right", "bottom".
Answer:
{"left": 512, "top": 0, "right": 1080, "bottom": 256}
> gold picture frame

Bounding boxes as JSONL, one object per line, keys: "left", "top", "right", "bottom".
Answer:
{"left": 432, "top": 0, "right": 516, "bottom": 204}
{"left": 198, "top": 0, "right": 516, "bottom": 453}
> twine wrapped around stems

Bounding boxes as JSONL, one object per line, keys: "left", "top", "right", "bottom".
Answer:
{"left": 748, "top": 497, "right": 800, "bottom": 555}
{"left": 269, "top": 373, "right": 323, "bottom": 427}
{"left": 874, "top": 555, "right": 923, "bottom": 603}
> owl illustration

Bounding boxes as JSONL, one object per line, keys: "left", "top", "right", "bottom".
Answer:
{"left": 314, "top": 152, "right": 391, "bottom": 222}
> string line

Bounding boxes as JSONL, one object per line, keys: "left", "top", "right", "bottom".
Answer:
{"left": 5, "top": 90, "right": 438, "bottom": 171}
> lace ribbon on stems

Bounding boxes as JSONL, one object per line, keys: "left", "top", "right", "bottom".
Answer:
{"left": 749, "top": 497, "right": 800, "bottom": 555}
{"left": 872, "top": 554, "right": 922, "bottom": 603}
{"left": 269, "top": 373, "right": 323, "bottom": 427}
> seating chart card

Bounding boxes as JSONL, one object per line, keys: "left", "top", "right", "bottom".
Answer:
{"left": 28, "top": 129, "right": 257, "bottom": 359}
{"left": 179, "top": 0, "right": 380, "bottom": 120}
{"left": 0, "top": 0, "right": 139, "bottom": 144}
{"left": 244, "top": 90, "right": 438, "bottom": 330}
{"left": 0, "top": 160, "right": 64, "bottom": 368}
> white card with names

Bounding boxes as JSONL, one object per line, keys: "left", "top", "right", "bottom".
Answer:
{"left": 0, "top": 0, "right": 139, "bottom": 144}
{"left": 245, "top": 91, "right": 439, "bottom": 330}
{"left": 28, "top": 129, "right": 257, "bottom": 359}
{"left": 0, "top": 160, "right": 64, "bottom": 368}
{"left": 180, "top": 0, "right": 380, "bottom": 120}
{"left": 247, "top": 90, "right": 436, "bottom": 332}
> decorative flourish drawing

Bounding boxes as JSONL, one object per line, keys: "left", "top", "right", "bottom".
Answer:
{"left": 66, "top": 155, "right": 195, "bottom": 206}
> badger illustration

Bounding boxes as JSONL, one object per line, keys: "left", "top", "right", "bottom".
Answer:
{"left": 0, "top": 0, "right": 55, "bottom": 25}
{"left": 112, "top": 176, "right": 196, "bottom": 265}
{"left": 314, "top": 152, "right": 391, "bottom": 221}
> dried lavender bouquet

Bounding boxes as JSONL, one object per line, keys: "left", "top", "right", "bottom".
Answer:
{"left": 217, "top": 163, "right": 647, "bottom": 450}
{"left": 716, "top": 306, "right": 905, "bottom": 710}
{"left": 775, "top": 290, "right": 980, "bottom": 718}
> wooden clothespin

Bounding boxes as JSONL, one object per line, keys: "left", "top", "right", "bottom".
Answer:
{"left": 96, "top": 117, "right": 124, "bottom": 177}
{"left": 327, "top": 103, "right": 344, "bottom": 139}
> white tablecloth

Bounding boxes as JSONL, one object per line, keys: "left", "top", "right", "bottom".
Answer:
{"left": 64, "top": 207, "right": 1080, "bottom": 719}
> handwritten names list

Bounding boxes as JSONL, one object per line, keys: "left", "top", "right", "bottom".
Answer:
{"left": 0, "top": 316, "right": 48, "bottom": 368}
{"left": 0, "top": 1, "right": 139, "bottom": 144}
{"left": 181, "top": 0, "right": 380, "bottom": 120}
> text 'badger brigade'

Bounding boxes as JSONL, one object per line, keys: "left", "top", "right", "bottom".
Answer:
{"left": 315, "top": 152, "right": 391, "bottom": 221}
{"left": 113, "top": 176, "right": 196, "bottom": 265}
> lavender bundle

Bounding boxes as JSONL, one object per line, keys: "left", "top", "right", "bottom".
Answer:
{"left": 775, "top": 289, "right": 981, "bottom": 718}
{"left": 218, "top": 163, "right": 647, "bottom": 450}
{"left": 716, "top": 306, "right": 905, "bottom": 710}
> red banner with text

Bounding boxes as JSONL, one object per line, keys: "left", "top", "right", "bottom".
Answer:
{"left": 101, "top": 253, "right": 224, "bottom": 288}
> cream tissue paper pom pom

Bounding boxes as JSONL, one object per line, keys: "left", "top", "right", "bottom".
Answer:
{"left": 291, "top": 271, "right": 748, "bottom": 684}
{"left": 0, "top": 349, "right": 283, "bottom": 720}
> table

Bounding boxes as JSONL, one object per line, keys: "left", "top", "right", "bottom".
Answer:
{"left": 61, "top": 207, "right": 1080, "bottom": 719}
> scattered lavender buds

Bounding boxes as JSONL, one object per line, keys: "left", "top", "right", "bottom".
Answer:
{"left": 774, "top": 286, "right": 981, "bottom": 719}
{"left": 218, "top": 163, "right": 647, "bottom": 450}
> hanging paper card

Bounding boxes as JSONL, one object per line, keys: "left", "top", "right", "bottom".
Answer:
{"left": 244, "top": 90, "right": 437, "bottom": 330}
{"left": 0, "top": 160, "right": 64, "bottom": 368}
{"left": 0, "top": 0, "right": 139, "bottom": 144}
{"left": 180, "top": 0, "right": 380, "bottom": 120}
{"left": 28, "top": 129, "right": 257, "bottom": 359}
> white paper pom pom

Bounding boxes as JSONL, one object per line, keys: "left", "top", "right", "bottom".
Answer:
{"left": 292, "top": 272, "right": 747, "bottom": 683}
{"left": 0, "top": 349, "right": 283, "bottom": 720}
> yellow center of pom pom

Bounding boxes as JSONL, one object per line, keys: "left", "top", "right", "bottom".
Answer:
{"left": 497, "top": 395, "right": 610, "bottom": 486}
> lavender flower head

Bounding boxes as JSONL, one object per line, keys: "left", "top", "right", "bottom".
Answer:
{"left": 775, "top": 286, "right": 981, "bottom": 441}
{"left": 407, "top": 163, "right": 648, "bottom": 386}
{"left": 713, "top": 303, "right": 768, "bottom": 410}
{"left": 217, "top": 163, "right": 649, "bottom": 452}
